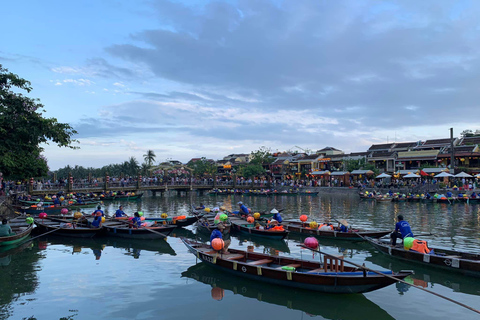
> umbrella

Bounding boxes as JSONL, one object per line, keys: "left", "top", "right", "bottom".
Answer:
{"left": 434, "top": 172, "right": 454, "bottom": 178}
{"left": 376, "top": 173, "right": 391, "bottom": 179}
{"left": 404, "top": 173, "right": 421, "bottom": 178}
{"left": 454, "top": 172, "right": 473, "bottom": 178}
{"left": 419, "top": 170, "right": 428, "bottom": 176}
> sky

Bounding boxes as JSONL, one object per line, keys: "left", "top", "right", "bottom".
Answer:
{"left": 2, "top": 0, "right": 480, "bottom": 170}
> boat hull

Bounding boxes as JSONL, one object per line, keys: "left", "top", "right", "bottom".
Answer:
{"left": 283, "top": 222, "right": 390, "bottom": 241}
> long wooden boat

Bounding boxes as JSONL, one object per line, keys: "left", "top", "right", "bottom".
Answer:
{"left": 182, "top": 239, "right": 413, "bottom": 294}
{"left": 145, "top": 214, "right": 203, "bottom": 228}
{"left": 98, "top": 193, "right": 144, "bottom": 201}
{"left": 195, "top": 217, "right": 231, "bottom": 234}
{"left": 182, "top": 263, "right": 396, "bottom": 319}
{"left": 102, "top": 220, "right": 175, "bottom": 239}
{"left": 365, "top": 237, "right": 480, "bottom": 277}
{"left": 283, "top": 221, "right": 390, "bottom": 241}
{"left": 0, "top": 218, "right": 34, "bottom": 246}
{"left": 13, "top": 204, "right": 69, "bottom": 215}
{"left": 230, "top": 217, "right": 289, "bottom": 240}
{"left": 34, "top": 217, "right": 102, "bottom": 238}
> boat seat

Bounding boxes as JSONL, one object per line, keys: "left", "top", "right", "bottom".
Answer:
{"left": 307, "top": 268, "right": 324, "bottom": 273}
{"left": 247, "top": 259, "right": 273, "bottom": 266}
{"left": 277, "top": 263, "right": 301, "bottom": 269}
{"left": 225, "top": 254, "right": 245, "bottom": 260}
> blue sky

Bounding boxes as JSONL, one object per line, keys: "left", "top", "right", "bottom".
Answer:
{"left": 2, "top": 0, "right": 479, "bottom": 170}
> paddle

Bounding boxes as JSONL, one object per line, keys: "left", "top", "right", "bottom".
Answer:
{"left": 109, "top": 216, "right": 170, "bottom": 238}
{"left": 16, "top": 226, "right": 62, "bottom": 246}
{"left": 300, "top": 244, "right": 480, "bottom": 315}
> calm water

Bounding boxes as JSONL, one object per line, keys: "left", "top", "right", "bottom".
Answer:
{"left": 1, "top": 192, "right": 480, "bottom": 320}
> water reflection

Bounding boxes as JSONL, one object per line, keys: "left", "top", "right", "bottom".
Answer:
{"left": 366, "top": 252, "right": 480, "bottom": 297}
{"left": 182, "top": 263, "right": 395, "bottom": 320}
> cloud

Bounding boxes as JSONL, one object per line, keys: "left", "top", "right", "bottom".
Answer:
{"left": 101, "top": 0, "right": 480, "bottom": 134}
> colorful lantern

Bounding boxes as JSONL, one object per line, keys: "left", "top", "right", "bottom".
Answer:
{"left": 211, "top": 238, "right": 224, "bottom": 251}
{"left": 39, "top": 212, "right": 47, "bottom": 219}
{"left": 299, "top": 215, "right": 308, "bottom": 222}
{"left": 304, "top": 237, "right": 319, "bottom": 249}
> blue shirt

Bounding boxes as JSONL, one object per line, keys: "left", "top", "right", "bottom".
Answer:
{"left": 131, "top": 217, "right": 142, "bottom": 228}
{"left": 339, "top": 225, "right": 348, "bottom": 232}
{"left": 395, "top": 221, "right": 413, "bottom": 238}
{"left": 94, "top": 209, "right": 104, "bottom": 217}
{"left": 273, "top": 213, "right": 283, "bottom": 223}
{"left": 210, "top": 229, "right": 222, "bottom": 243}
{"left": 446, "top": 191, "right": 453, "bottom": 198}
{"left": 91, "top": 217, "right": 102, "bottom": 228}
{"left": 240, "top": 204, "right": 249, "bottom": 215}
{"left": 115, "top": 209, "right": 126, "bottom": 217}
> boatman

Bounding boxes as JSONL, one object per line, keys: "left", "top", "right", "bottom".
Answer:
{"left": 115, "top": 205, "right": 127, "bottom": 217}
{"left": 92, "top": 205, "right": 104, "bottom": 217}
{"left": 235, "top": 202, "right": 249, "bottom": 216}
{"left": 0, "top": 218, "right": 15, "bottom": 237}
{"left": 130, "top": 212, "right": 142, "bottom": 228}
{"left": 270, "top": 208, "right": 283, "bottom": 223}
{"left": 390, "top": 215, "right": 413, "bottom": 246}
{"left": 216, "top": 215, "right": 231, "bottom": 254}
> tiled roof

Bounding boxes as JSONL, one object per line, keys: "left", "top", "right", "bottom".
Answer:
{"left": 393, "top": 142, "right": 418, "bottom": 149}
{"left": 461, "top": 136, "right": 480, "bottom": 145}
{"left": 423, "top": 138, "right": 451, "bottom": 145}
{"left": 368, "top": 143, "right": 395, "bottom": 151}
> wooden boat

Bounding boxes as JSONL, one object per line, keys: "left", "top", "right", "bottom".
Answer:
{"left": 34, "top": 217, "right": 102, "bottom": 238}
{"left": 230, "top": 217, "right": 289, "bottom": 240}
{"left": 0, "top": 218, "right": 34, "bottom": 247}
{"left": 13, "top": 204, "right": 69, "bottom": 215}
{"left": 98, "top": 193, "right": 144, "bottom": 201}
{"left": 182, "top": 238, "right": 413, "bottom": 294}
{"left": 375, "top": 196, "right": 392, "bottom": 202}
{"left": 283, "top": 221, "right": 390, "bottom": 241}
{"left": 195, "top": 216, "right": 231, "bottom": 234}
{"left": 102, "top": 220, "right": 175, "bottom": 239}
{"left": 145, "top": 214, "right": 203, "bottom": 228}
{"left": 182, "top": 263, "right": 396, "bottom": 319}
{"left": 365, "top": 237, "right": 480, "bottom": 277}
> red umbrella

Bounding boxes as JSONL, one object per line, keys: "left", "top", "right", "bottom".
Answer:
{"left": 420, "top": 170, "right": 428, "bottom": 176}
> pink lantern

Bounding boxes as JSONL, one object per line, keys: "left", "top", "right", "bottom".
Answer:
{"left": 39, "top": 212, "right": 48, "bottom": 219}
{"left": 304, "top": 237, "right": 319, "bottom": 249}
{"left": 61, "top": 208, "right": 68, "bottom": 215}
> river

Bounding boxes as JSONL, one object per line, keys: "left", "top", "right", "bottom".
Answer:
{"left": 1, "top": 192, "right": 479, "bottom": 320}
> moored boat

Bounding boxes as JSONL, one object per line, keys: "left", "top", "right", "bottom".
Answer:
{"left": 34, "top": 217, "right": 102, "bottom": 238}
{"left": 0, "top": 218, "right": 34, "bottom": 247}
{"left": 182, "top": 238, "right": 413, "bottom": 294}
{"left": 283, "top": 221, "right": 390, "bottom": 241}
{"left": 102, "top": 220, "right": 175, "bottom": 239}
{"left": 229, "top": 217, "right": 289, "bottom": 240}
{"left": 365, "top": 237, "right": 480, "bottom": 277}
{"left": 145, "top": 214, "right": 203, "bottom": 228}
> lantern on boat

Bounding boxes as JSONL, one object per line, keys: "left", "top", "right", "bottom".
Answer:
{"left": 138, "top": 212, "right": 144, "bottom": 217}
{"left": 161, "top": 213, "right": 168, "bottom": 219}
{"left": 309, "top": 221, "right": 318, "bottom": 229}
{"left": 26, "top": 217, "right": 34, "bottom": 224}
{"left": 247, "top": 216, "right": 254, "bottom": 223}
{"left": 404, "top": 237, "right": 415, "bottom": 250}
{"left": 211, "top": 287, "right": 224, "bottom": 301}
{"left": 299, "top": 215, "right": 308, "bottom": 222}
{"left": 39, "top": 212, "right": 47, "bottom": 219}
{"left": 204, "top": 208, "right": 211, "bottom": 213}
{"left": 211, "top": 238, "right": 224, "bottom": 251}
{"left": 220, "top": 214, "right": 228, "bottom": 222}
{"left": 60, "top": 196, "right": 65, "bottom": 202}
{"left": 61, "top": 208, "right": 68, "bottom": 215}
{"left": 253, "top": 212, "right": 260, "bottom": 220}
{"left": 304, "top": 237, "right": 319, "bottom": 249}
{"left": 73, "top": 211, "right": 83, "bottom": 219}
{"left": 101, "top": 217, "right": 106, "bottom": 223}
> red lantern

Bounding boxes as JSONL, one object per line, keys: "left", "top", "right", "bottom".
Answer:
{"left": 30, "top": 178, "right": 34, "bottom": 185}
{"left": 299, "top": 215, "right": 308, "bottom": 222}
{"left": 39, "top": 212, "right": 47, "bottom": 219}
{"left": 304, "top": 237, "right": 319, "bottom": 249}
{"left": 211, "top": 238, "right": 224, "bottom": 251}
{"left": 246, "top": 216, "right": 254, "bottom": 223}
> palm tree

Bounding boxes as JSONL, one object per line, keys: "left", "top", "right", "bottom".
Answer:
{"left": 128, "top": 157, "right": 139, "bottom": 176}
{"left": 143, "top": 150, "right": 156, "bottom": 168}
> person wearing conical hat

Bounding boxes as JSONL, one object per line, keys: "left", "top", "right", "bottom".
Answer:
{"left": 337, "top": 219, "right": 349, "bottom": 232}
{"left": 270, "top": 208, "right": 282, "bottom": 223}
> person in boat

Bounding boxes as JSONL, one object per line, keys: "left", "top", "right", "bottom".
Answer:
{"left": 92, "top": 205, "right": 104, "bottom": 217}
{"left": 195, "top": 203, "right": 205, "bottom": 210}
{"left": 90, "top": 213, "right": 103, "bottom": 228}
{"left": 0, "top": 218, "right": 15, "bottom": 237}
{"left": 271, "top": 208, "right": 283, "bottom": 223}
{"left": 216, "top": 215, "right": 231, "bottom": 253}
{"left": 115, "top": 205, "right": 127, "bottom": 217}
{"left": 446, "top": 191, "right": 453, "bottom": 198}
{"left": 337, "top": 219, "right": 349, "bottom": 232}
{"left": 471, "top": 192, "right": 477, "bottom": 199}
{"left": 233, "top": 202, "right": 249, "bottom": 216}
{"left": 53, "top": 196, "right": 61, "bottom": 207}
{"left": 390, "top": 215, "right": 413, "bottom": 246}
{"left": 266, "top": 219, "right": 280, "bottom": 229}
{"left": 130, "top": 212, "right": 142, "bottom": 229}
{"left": 425, "top": 192, "right": 431, "bottom": 199}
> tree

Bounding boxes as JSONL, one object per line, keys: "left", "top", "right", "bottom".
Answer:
{"left": 0, "top": 65, "right": 77, "bottom": 178}
{"left": 143, "top": 150, "right": 156, "bottom": 167}
{"left": 128, "top": 157, "right": 139, "bottom": 176}
{"left": 237, "top": 146, "right": 275, "bottom": 178}
{"left": 186, "top": 157, "right": 216, "bottom": 177}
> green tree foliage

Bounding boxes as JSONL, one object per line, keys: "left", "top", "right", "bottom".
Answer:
{"left": 186, "top": 157, "right": 216, "bottom": 177}
{"left": 0, "top": 65, "right": 77, "bottom": 178}
{"left": 237, "top": 147, "right": 275, "bottom": 178}
{"left": 343, "top": 158, "right": 377, "bottom": 174}
{"left": 55, "top": 158, "right": 141, "bottom": 180}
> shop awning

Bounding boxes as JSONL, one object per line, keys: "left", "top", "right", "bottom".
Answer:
{"left": 397, "top": 150, "right": 439, "bottom": 161}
